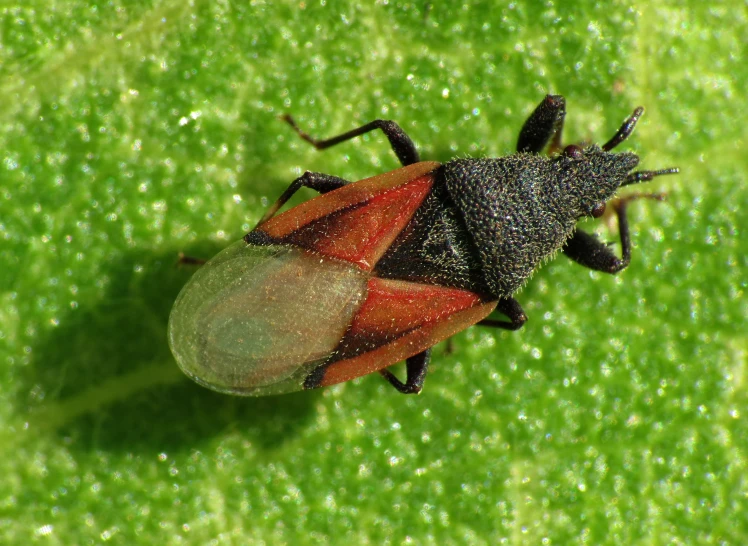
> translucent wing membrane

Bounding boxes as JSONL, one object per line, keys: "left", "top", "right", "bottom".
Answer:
{"left": 168, "top": 242, "right": 368, "bottom": 395}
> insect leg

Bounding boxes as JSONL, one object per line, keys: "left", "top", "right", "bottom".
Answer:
{"left": 379, "top": 349, "right": 431, "bottom": 394}
{"left": 177, "top": 253, "right": 207, "bottom": 266}
{"left": 255, "top": 171, "right": 351, "bottom": 227}
{"left": 563, "top": 195, "right": 664, "bottom": 273}
{"left": 478, "top": 297, "right": 528, "bottom": 330}
{"left": 283, "top": 114, "right": 420, "bottom": 166}
{"left": 563, "top": 228, "right": 626, "bottom": 273}
{"left": 516, "top": 95, "right": 566, "bottom": 154}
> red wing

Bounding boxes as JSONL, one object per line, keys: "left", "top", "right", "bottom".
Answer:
{"left": 314, "top": 278, "right": 497, "bottom": 387}
{"left": 257, "top": 161, "right": 440, "bottom": 271}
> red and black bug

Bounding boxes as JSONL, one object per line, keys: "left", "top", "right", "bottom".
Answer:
{"left": 168, "top": 95, "right": 678, "bottom": 396}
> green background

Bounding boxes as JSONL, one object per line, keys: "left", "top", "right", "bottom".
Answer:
{"left": 1, "top": 1, "right": 745, "bottom": 544}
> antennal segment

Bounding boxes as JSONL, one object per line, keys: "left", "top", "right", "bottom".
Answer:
{"left": 622, "top": 167, "right": 680, "bottom": 187}
{"left": 602, "top": 106, "right": 644, "bottom": 151}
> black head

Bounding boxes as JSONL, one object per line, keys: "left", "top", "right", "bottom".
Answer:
{"left": 553, "top": 143, "right": 639, "bottom": 219}
{"left": 440, "top": 102, "right": 678, "bottom": 299}
{"left": 551, "top": 106, "right": 678, "bottom": 221}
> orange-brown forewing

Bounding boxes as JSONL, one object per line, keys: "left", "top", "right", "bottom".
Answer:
{"left": 257, "top": 161, "right": 440, "bottom": 271}
{"left": 315, "top": 278, "right": 497, "bottom": 387}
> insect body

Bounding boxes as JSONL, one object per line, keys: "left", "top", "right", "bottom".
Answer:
{"left": 168, "top": 95, "right": 678, "bottom": 396}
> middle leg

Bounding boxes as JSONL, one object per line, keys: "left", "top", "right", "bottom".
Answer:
{"left": 254, "top": 170, "right": 351, "bottom": 227}
{"left": 283, "top": 115, "right": 420, "bottom": 167}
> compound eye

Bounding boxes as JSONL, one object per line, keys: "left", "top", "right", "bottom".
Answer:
{"left": 591, "top": 202, "right": 606, "bottom": 218}
{"left": 563, "top": 144, "right": 584, "bottom": 159}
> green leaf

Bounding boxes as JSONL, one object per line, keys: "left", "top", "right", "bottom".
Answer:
{"left": 2, "top": 2, "right": 745, "bottom": 544}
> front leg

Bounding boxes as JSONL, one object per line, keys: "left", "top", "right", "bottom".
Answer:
{"left": 563, "top": 194, "right": 665, "bottom": 273}
{"left": 517, "top": 95, "right": 566, "bottom": 154}
{"left": 379, "top": 349, "right": 431, "bottom": 394}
